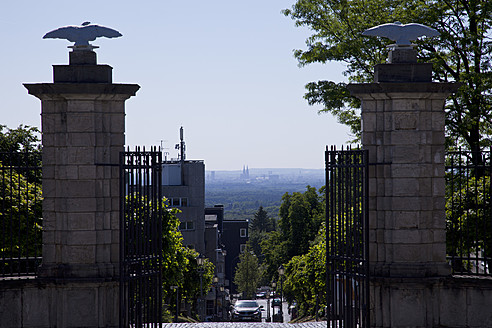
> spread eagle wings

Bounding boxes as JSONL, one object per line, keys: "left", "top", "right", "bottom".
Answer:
{"left": 362, "top": 22, "right": 439, "bottom": 45}
{"left": 43, "top": 23, "right": 122, "bottom": 46}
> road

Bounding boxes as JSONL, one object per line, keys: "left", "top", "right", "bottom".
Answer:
{"left": 162, "top": 299, "right": 327, "bottom": 328}
{"left": 256, "top": 298, "right": 290, "bottom": 323}
{"left": 160, "top": 323, "right": 326, "bottom": 328}
{"left": 160, "top": 299, "right": 327, "bottom": 327}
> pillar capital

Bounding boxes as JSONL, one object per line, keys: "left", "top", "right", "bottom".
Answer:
{"left": 24, "top": 83, "right": 139, "bottom": 101}
{"left": 347, "top": 82, "right": 460, "bottom": 99}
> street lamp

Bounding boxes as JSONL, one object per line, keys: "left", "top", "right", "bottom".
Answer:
{"left": 196, "top": 254, "right": 206, "bottom": 321}
{"left": 219, "top": 285, "right": 225, "bottom": 320}
{"left": 278, "top": 265, "right": 285, "bottom": 322}
{"left": 271, "top": 281, "right": 276, "bottom": 320}
{"left": 213, "top": 276, "right": 219, "bottom": 320}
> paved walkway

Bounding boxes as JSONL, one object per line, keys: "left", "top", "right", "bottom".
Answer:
{"left": 161, "top": 322, "right": 327, "bottom": 328}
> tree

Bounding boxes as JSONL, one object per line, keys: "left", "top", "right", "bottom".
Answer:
{"left": 446, "top": 174, "right": 492, "bottom": 272}
{"left": 260, "top": 230, "right": 290, "bottom": 282}
{"left": 178, "top": 248, "right": 215, "bottom": 318}
{"left": 0, "top": 125, "right": 41, "bottom": 153}
{"left": 261, "top": 186, "right": 324, "bottom": 282}
{"left": 233, "top": 248, "right": 261, "bottom": 299}
{"left": 283, "top": 0, "right": 492, "bottom": 157}
{"left": 278, "top": 186, "right": 323, "bottom": 258}
{"left": 0, "top": 125, "right": 41, "bottom": 184}
{"left": 248, "top": 206, "right": 275, "bottom": 260}
{"left": 0, "top": 162, "right": 42, "bottom": 270}
{"left": 0, "top": 125, "right": 42, "bottom": 274}
{"left": 160, "top": 205, "right": 215, "bottom": 320}
{"left": 124, "top": 194, "right": 214, "bottom": 321}
{"left": 284, "top": 223, "right": 326, "bottom": 317}
{"left": 250, "top": 206, "right": 274, "bottom": 233}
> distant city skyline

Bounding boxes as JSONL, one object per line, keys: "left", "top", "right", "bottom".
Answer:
{"left": 2, "top": 0, "right": 351, "bottom": 171}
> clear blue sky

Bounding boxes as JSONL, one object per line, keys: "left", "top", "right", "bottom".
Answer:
{"left": 2, "top": 0, "right": 351, "bottom": 170}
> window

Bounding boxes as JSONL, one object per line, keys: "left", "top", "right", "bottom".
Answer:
{"left": 240, "top": 244, "right": 247, "bottom": 253}
{"left": 179, "top": 221, "right": 195, "bottom": 231}
{"left": 240, "top": 228, "right": 247, "bottom": 238}
{"left": 169, "top": 197, "right": 188, "bottom": 207}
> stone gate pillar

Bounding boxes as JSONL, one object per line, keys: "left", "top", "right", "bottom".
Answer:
{"left": 24, "top": 49, "right": 139, "bottom": 327}
{"left": 348, "top": 48, "right": 459, "bottom": 327}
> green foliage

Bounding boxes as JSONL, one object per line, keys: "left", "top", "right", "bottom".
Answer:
{"left": 250, "top": 206, "right": 275, "bottom": 233}
{"left": 0, "top": 125, "right": 41, "bottom": 153}
{"left": 248, "top": 206, "right": 276, "bottom": 262}
{"left": 178, "top": 247, "right": 215, "bottom": 303}
{"left": 160, "top": 206, "right": 215, "bottom": 318}
{"left": 284, "top": 223, "right": 326, "bottom": 317}
{"left": 261, "top": 186, "right": 324, "bottom": 283}
{"left": 124, "top": 194, "right": 214, "bottom": 321}
{"left": 284, "top": 0, "right": 492, "bottom": 150}
{"left": 446, "top": 175, "right": 492, "bottom": 271}
{"left": 260, "top": 230, "right": 289, "bottom": 282}
{"left": 0, "top": 125, "right": 42, "bottom": 272}
{"left": 0, "top": 162, "right": 42, "bottom": 262}
{"left": 278, "top": 186, "right": 324, "bottom": 258}
{"left": 205, "top": 182, "right": 317, "bottom": 221}
{"left": 233, "top": 247, "right": 262, "bottom": 299}
{"left": 0, "top": 125, "right": 41, "bottom": 184}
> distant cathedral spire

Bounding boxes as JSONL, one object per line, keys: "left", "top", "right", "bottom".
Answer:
{"left": 241, "top": 165, "right": 250, "bottom": 179}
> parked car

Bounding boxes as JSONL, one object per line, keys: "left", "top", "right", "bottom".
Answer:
{"left": 231, "top": 300, "right": 263, "bottom": 322}
{"left": 256, "top": 291, "right": 266, "bottom": 299}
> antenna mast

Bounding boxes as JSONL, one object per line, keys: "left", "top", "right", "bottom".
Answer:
{"left": 179, "top": 127, "right": 186, "bottom": 185}
{"left": 180, "top": 126, "right": 186, "bottom": 163}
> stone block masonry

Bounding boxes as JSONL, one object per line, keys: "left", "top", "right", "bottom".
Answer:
{"left": 24, "top": 83, "right": 139, "bottom": 278}
{"left": 348, "top": 83, "right": 458, "bottom": 278}
{"left": 0, "top": 49, "right": 139, "bottom": 327}
{"left": 347, "top": 47, "right": 492, "bottom": 327}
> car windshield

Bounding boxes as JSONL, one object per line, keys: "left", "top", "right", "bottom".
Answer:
{"left": 236, "top": 301, "right": 259, "bottom": 308}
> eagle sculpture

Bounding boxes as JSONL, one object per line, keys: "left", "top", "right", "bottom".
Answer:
{"left": 43, "top": 22, "right": 122, "bottom": 47}
{"left": 362, "top": 22, "right": 439, "bottom": 46}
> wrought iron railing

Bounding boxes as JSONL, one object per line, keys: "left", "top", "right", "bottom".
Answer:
{"left": 0, "top": 151, "right": 42, "bottom": 278}
{"left": 325, "top": 146, "right": 370, "bottom": 328}
{"left": 120, "top": 148, "right": 163, "bottom": 328}
{"left": 446, "top": 148, "right": 492, "bottom": 276}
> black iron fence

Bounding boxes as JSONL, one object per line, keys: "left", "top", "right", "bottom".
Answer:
{"left": 325, "top": 146, "right": 370, "bottom": 328}
{"left": 446, "top": 148, "right": 492, "bottom": 276}
{"left": 0, "top": 151, "right": 42, "bottom": 278}
{"left": 120, "top": 148, "right": 163, "bottom": 328}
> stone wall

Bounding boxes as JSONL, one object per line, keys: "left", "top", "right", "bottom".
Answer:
{"left": 371, "top": 276, "right": 492, "bottom": 328}
{"left": 0, "top": 278, "right": 118, "bottom": 327}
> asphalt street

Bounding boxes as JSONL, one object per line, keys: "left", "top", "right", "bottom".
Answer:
{"left": 256, "top": 299, "right": 290, "bottom": 323}
{"left": 160, "top": 300, "right": 328, "bottom": 328}
{"left": 160, "top": 323, "right": 327, "bottom": 328}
